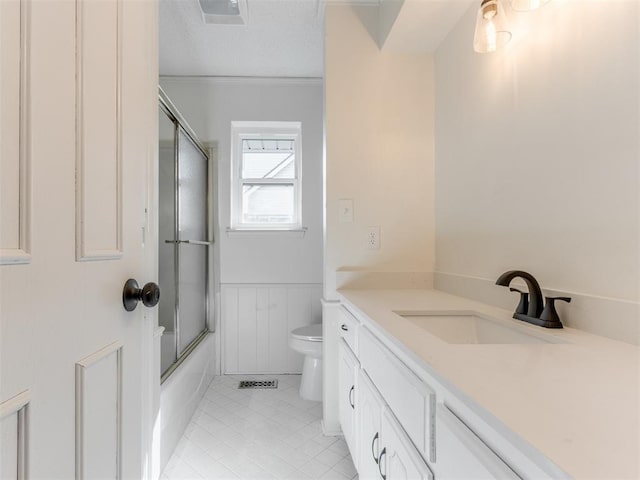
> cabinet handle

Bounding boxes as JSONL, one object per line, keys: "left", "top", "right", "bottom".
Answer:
{"left": 348, "top": 385, "right": 355, "bottom": 409}
{"left": 371, "top": 432, "right": 379, "bottom": 464}
{"left": 378, "top": 447, "right": 387, "bottom": 480}
{"left": 341, "top": 324, "right": 348, "bottom": 331}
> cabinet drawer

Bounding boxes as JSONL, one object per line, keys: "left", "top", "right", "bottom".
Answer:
{"left": 338, "top": 306, "right": 359, "bottom": 354}
{"left": 360, "top": 327, "right": 435, "bottom": 462}
{"left": 435, "top": 404, "right": 519, "bottom": 479}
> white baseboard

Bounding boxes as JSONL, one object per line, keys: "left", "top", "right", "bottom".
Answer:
{"left": 321, "top": 420, "right": 343, "bottom": 438}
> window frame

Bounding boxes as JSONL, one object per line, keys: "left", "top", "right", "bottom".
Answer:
{"left": 230, "top": 121, "right": 303, "bottom": 231}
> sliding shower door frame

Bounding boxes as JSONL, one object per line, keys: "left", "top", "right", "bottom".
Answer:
{"left": 159, "top": 87, "right": 213, "bottom": 383}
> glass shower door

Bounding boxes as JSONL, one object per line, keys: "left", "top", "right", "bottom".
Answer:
{"left": 176, "top": 128, "right": 208, "bottom": 353}
{"left": 159, "top": 108, "right": 178, "bottom": 375}
{"left": 158, "top": 95, "right": 211, "bottom": 380}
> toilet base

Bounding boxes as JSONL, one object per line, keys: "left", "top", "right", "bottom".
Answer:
{"left": 299, "top": 355, "right": 322, "bottom": 402}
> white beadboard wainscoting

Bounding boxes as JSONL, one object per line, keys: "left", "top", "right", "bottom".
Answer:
{"left": 222, "top": 284, "right": 323, "bottom": 374}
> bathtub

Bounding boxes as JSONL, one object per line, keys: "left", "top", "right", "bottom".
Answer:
{"left": 158, "top": 332, "right": 215, "bottom": 471}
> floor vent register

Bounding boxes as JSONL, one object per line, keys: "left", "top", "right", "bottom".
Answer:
{"left": 238, "top": 379, "right": 278, "bottom": 389}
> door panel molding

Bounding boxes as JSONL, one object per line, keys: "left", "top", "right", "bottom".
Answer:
{"left": 75, "top": 342, "right": 123, "bottom": 480}
{"left": 0, "top": 0, "right": 31, "bottom": 265}
{"left": 0, "top": 390, "right": 30, "bottom": 480}
{"left": 75, "top": 0, "right": 123, "bottom": 262}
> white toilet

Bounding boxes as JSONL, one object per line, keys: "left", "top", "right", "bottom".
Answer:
{"left": 289, "top": 324, "right": 323, "bottom": 401}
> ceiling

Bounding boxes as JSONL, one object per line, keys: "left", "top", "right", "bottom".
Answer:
{"left": 159, "top": 0, "right": 325, "bottom": 77}
{"left": 159, "top": 0, "right": 475, "bottom": 78}
{"left": 382, "top": 1, "right": 476, "bottom": 53}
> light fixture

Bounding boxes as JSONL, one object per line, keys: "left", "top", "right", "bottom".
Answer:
{"left": 473, "top": 0, "right": 512, "bottom": 53}
{"left": 510, "top": 0, "right": 551, "bottom": 12}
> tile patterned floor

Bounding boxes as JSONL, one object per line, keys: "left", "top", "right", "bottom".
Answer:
{"left": 162, "top": 375, "right": 358, "bottom": 480}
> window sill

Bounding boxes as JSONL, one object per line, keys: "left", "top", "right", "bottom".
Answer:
{"left": 226, "top": 227, "right": 307, "bottom": 238}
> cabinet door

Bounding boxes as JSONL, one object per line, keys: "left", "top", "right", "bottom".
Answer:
{"left": 338, "top": 339, "right": 358, "bottom": 458}
{"left": 380, "top": 410, "right": 433, "bottom": 480}
{"left": 358, "top": 370, "right": 385, "bottom": 479}
{"left": 434, "top": 405, "right": 519, "bottom": 479}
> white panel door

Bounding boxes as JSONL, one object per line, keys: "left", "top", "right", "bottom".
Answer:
{"left": 0, "top": 0, "right": 157, "bottom": 478}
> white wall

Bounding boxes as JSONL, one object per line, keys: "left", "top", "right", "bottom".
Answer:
{"left": 323, "top": 4, "right": 436, "bottom": 433}
{"left": 160, "top": 77, "right": 323, "bottom": 284}
{"left": 160, "top": 78, "right": 324, "bottom": 372}
{"left": 434, "top": 1, "right": 639, "bottom": 341}
{"left": 324, "top": 5, "right": 436, "bottom": 300}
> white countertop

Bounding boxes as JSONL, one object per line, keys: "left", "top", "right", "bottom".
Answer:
{"left": 337, "top": 288, "right": 640, "bottom": 480}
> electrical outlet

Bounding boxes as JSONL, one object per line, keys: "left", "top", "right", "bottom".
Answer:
{"left": 367, "top": 226, "right": 380, "bottom": 250}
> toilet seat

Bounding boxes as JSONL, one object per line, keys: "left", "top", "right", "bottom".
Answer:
{"left": 290, "top": 324, "right": 322, "bottom": 342}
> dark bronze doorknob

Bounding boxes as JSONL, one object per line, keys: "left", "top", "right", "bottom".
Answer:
{"left": 122, "top": 279, "right": 160, "bottom": 312}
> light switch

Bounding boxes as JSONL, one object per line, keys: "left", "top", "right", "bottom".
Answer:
{"left": 339, "top": 199, "right": 354, "bottom": 223}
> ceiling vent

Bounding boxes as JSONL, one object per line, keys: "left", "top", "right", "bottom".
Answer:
{"left": 198, "top": 0, "right": 248, "bottom": 25}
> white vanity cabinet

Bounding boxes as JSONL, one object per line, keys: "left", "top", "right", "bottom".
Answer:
{"left": 338, "top": 339, "right": 359, "bottom": 457}
{"left": 357, "top": 368, "right": 433, "bottom": 480}
{"left": 336, "top": 304, "right": 550, "bottom": 480}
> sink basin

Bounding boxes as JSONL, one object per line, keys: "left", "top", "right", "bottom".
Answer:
{"left": 395, "top": 311, "right": 565, "bottom": 345}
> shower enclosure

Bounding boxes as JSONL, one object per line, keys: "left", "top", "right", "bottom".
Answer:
{"left": 158, "top": 88, "right": 212, "bottom": 380}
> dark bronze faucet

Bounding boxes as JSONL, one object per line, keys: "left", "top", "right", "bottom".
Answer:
{"left": 496, "top": 270, "right": 570, "bottom": 329}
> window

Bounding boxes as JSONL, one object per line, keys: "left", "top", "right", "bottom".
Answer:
{"left": 230, "top": 121, "right": 302, "bottom": 230}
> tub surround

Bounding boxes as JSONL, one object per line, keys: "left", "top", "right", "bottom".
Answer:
{"left": 337, "top": 288, "right": 640, "bottom": 479}
{"left": 159, "top": 333, "right": 216, "bottom": 472}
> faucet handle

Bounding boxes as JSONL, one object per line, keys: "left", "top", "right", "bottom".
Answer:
{"left": 509, "top": 288, "right": 529, "bottom": 315}
{"left": 547, "top": 296, "right": 571, "bottom": 303}
{"left": 540, "top": 296, "right": 571, "bottom": 328}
